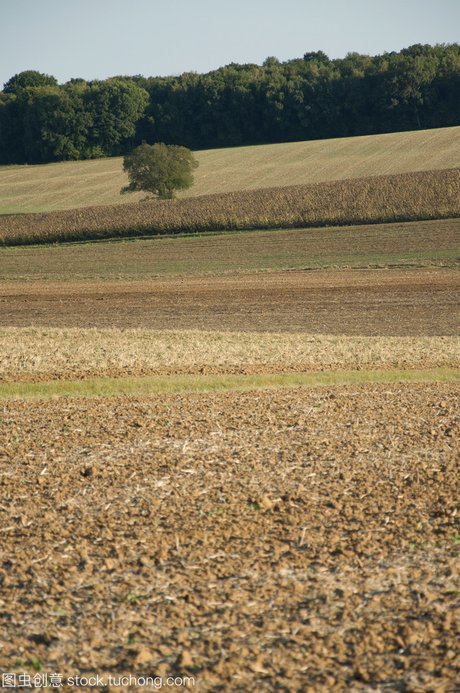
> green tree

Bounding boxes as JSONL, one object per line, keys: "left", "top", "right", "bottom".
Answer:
{"left": 0, "top": 93, "right": 27, "bottom": 163}
{"left": 84, "top": 79, "right": 149, "bottom": 155}
{"left": 121, "top": 143, "right": 198, "bottom": 199}
{"left": 3, "top": 70, "right": 58, "bottom": 93}
{"left": 384, "top": 52, "right": 437, "bottom": 129}
{"left": 21, "top": 85, "right": 91, "bottom": 162}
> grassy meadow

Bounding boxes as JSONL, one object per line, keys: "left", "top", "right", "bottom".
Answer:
{"left": 0, "top": 125, "right": 459, "bottom": 215}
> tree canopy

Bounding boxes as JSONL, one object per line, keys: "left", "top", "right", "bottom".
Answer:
{"left": 0, "top": 76, "right": 149, "bottom": 163}
{"left": 1, "top": 44, "right": 459, "bottom": 165}
{"left": 122, "top": 143, "right": 198, "bottom": 199}
{"left": 3, "top": 70, "right": 58, "bottom": 94}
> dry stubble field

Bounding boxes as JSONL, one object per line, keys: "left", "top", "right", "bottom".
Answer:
{"left": 1, "top": 125, "right": 459, "bottom": 214}
{"left": 0, "top": 214, "right": 459, "bottom": 690}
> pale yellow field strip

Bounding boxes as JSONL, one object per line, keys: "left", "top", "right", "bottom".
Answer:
{"left": 1, "top": 126, "right": 459, "bottom": 213}
{"left": 1, "top": 328, "right": 458, "bottom": 382}
{"left": 0, "top": 368, "right": 458, "bottom": 400}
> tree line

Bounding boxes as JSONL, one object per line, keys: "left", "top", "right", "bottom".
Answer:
{"left": 1, "top": 43, "right": 459, "bottom": 165}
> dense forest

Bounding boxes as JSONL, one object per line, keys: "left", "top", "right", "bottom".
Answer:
{"left": 1, "top": 43, "right": 459, "bottom": 165}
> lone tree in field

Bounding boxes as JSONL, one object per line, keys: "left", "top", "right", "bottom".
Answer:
{"left": 121, "top": 143, "right": 198, "bottom": 199}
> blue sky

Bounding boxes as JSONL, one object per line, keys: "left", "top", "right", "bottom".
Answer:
{"left": 1, "top": 0, "right": 459, "bottom": 87}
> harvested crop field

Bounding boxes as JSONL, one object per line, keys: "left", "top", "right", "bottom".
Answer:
{"left": 1, "top": 125, "right": 459, "bottom": 214}
{"left": 1, "top": 383, "right": 459, "bottom": 691}
{"left": 1, "top": 328, "right": 459, "bottom": 384}
{"left": 1, "top": 268, "right": 459, "bottom": 336}
{"left": 1, "top": 174, "right": 459, "bottom": 693}
{"left": 1, "top": 169, "right": 459, "bottom": 246}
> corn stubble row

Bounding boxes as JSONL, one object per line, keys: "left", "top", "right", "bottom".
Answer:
{"left": 1, "top": 168, "right": 459, "bottom": 246}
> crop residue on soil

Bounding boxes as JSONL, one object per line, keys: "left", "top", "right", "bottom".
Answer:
{"left": 0, "top": 383, "right": 458, "bottom": 691}
{"left": 1, "top": 327, "right": 459, "bottom": 383}
{"left": 1, "top": 268, "right": 459, "bottom": 335}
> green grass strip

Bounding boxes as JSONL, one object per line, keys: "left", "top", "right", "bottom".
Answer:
{"left": 0, "top": 368, "right": 459, "bottom": 400}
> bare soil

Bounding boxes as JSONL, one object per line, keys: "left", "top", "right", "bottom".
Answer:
{"left": 1, "top": 268, "right": 458, "bottom": 336}
{"left": 0, "top": 383, "right": 458, "bottom": 691}
{"left": 1, "top": 245, "right": 459, "bottom": 691}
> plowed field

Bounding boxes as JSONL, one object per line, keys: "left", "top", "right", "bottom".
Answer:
{"left": 1, "top": 217, "right": 459, "bottom": 692}
{"left": 1, "top": 268, "right": 458, "bottom": 336}
{"left": 1, "top": 384, "right": 459, "bottom": 691}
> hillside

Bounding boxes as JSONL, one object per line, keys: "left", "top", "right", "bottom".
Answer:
{"left": 2, "top": 169, "right": 458, "bottom": 246}
{"left": 0, "top": 126, "right": 459, "bottom": 214}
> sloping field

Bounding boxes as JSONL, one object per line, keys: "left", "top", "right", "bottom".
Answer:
{"left": 0, "top": 125, "right": 459, "bottom": 214}
{"left": 1, "top": 168, "right": 459, "bottom": 246}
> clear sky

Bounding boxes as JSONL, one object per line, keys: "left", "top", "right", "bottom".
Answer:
{"left": 1, "top": 0, "right": 459, "bottom": 87}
